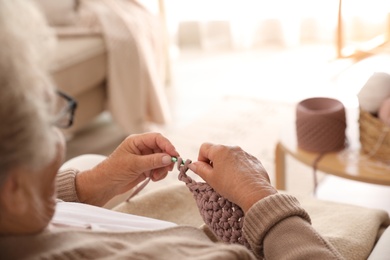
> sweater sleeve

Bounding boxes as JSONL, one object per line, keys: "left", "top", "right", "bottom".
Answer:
{"left": 56, "top": 168, "right": 80, "bottom": 202}
{"left": 242, "top": 193, "right": 344, "bottom": 260}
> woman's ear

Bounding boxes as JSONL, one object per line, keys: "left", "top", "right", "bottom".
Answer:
{"left": 0, "top": 169, "right": 29, "bottom": 215}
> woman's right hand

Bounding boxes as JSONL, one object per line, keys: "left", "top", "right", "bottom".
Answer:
{"left": 188, "top": 143, "right": 277, "bottom": 213}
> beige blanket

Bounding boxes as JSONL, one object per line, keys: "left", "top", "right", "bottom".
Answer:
{"left": 114, "top": 184, "right": 390, "bottom": 260}
{"left": 58, "top": 0, "right": 171, "bottom": 134}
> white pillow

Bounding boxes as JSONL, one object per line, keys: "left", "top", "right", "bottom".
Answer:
{"left": 32, "top": 0, "right": 78, "bottom": 26}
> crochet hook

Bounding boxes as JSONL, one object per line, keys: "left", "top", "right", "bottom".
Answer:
{"left": 171, "top": 156, "right": 186, "bottom": 165}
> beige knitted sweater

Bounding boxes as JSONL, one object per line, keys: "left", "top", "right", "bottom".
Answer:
{"left": 0, "top": 169, "right": 343, "bottom": 259}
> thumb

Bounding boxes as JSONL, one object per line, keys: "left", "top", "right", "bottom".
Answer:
{"left": 136, "top": 153, "right": 173, "bottom": 172}
{"left": 188, "top": 161, "right": 213, "bottom": 181}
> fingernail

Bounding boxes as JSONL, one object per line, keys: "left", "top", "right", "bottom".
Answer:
{"left": 162, "top": 155, "right": 172, "bottom": 165}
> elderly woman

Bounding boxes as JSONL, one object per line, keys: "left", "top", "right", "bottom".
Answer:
{"left": 0, "top": 1, "right": 344, "bottom": 259}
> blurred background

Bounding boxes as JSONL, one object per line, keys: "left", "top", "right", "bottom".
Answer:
{"left": 65, "top": 0, "right": 390, "bottom": 152}
{"left": 138, "top": 0, "right": 390, "bottom": 119}
{"left": 147, "top": 0, "right": 389, "bottom": 50}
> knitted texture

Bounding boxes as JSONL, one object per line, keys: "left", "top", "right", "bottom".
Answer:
{"left": 176, "top": 158, "right": 251, "bottom": 250}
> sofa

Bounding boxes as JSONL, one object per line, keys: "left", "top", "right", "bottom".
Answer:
{"left": 34, "top": 0, "right": 171, "bottom": 137}
{"left": 50, "top": 33, "right": 107, "bottom": 136}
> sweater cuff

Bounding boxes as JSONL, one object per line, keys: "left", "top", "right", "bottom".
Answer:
{"left": 242, "top": 193, "right": 311, "bottom": 257}
{"left": 56, "top": 168, "right": 80, "bottom": 202}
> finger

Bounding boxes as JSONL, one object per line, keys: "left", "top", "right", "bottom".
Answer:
{"left": 197, "top": 142, "right": 214, "bottom": 163}
{"left": 167, "top": 161, "right": 175, "bottom": 171}
{"left": 136, "top": 133, "right": 179, "bottom": 156}
{"left": 136, "top": 153, "right": 174, "bottom": 173}
{"left": 188, "top": 161, "right": 213, "bottom": 182}
{"left": 150, "top": 168, "right": 169, "bottom": 181}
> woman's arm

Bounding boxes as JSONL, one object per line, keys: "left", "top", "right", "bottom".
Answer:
{"left": 243, "top": 194, "right": 344, "bottom": 259}
{"left": 56, "top": 168, "right": 80, "bottom": 202}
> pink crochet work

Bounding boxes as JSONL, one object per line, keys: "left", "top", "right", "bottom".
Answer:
{"left": 176, "top": 158, "right": 251, "bottom": 249}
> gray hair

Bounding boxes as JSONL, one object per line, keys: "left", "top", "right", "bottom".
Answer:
{"left": 0, "top": 0, "right": 58, "bottom": 178}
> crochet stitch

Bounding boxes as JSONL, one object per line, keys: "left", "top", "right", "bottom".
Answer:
{"left": 176, "top": 158, "right": 251, "bottom": 250}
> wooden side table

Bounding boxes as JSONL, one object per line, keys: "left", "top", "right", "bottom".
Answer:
{"left": 275, "top": 109, "right": 390, "bottom": 191}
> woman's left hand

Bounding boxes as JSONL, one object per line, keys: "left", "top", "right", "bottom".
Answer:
{"left": 75, "top": 132, "right": 179, "bottom": 206}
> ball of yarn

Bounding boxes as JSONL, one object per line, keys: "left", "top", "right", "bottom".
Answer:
{"left": 379, "top": 97, "right": 390, "bottom": 126}
{"left": 357, "top": 72, "right": 390, "bottom": 113}
{"left": 296, "top": 97, "right": 347, "bottom": 153}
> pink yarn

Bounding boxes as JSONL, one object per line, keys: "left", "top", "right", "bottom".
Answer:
{"left": 176, "top": 158, "right": 251, "bottom": 249}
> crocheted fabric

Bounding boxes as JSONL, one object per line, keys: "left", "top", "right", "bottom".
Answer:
{"left": 176, "top": 158, "right": 251, "bottom": 250}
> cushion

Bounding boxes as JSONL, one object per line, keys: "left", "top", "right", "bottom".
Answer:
{"left": 50, "top": 36, "right": 107, "bottom": 96}
{"left": 32, "top": 0, "right": 78, "bottom": 26}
